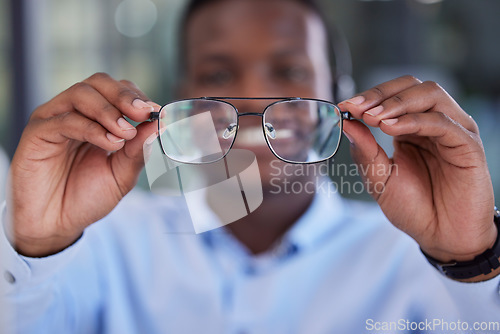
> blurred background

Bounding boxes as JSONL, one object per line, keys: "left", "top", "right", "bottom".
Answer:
{"left": 1, "top": 0, "right": 499, "bottom": 202}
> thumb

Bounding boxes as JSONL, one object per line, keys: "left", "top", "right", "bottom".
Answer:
{"left": 343, "top": 119, "right": 394, "bottom": 200}
{"left": 109, "top": 110, "right": 159, "bottom": 196}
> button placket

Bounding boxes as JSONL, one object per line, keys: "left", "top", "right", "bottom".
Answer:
{"left": 4, "top": 270, "right": 15, "bottom": 284}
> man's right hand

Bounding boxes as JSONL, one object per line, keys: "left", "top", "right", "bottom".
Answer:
{"left": 6, "top": 73, "right": 159, "bottom": 257}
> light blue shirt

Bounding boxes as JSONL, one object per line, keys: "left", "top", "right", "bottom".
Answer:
{"left": 1, "top": 189, "right": 500, "bottom": 334}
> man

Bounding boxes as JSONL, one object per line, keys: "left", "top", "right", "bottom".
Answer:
{"left": 1, "top": 0, "right": 499, "bottom": 333}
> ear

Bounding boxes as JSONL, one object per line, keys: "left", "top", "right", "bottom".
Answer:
{"left": 333, "top": 74, "right": 356, "bottom": 103}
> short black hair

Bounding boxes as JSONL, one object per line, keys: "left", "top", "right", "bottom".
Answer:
{"left": 177, "top": 0, "right": 353, "bottom": 101}
{"left": 178, "top": 0, "right": 325, "bottom": 72}
{"left": 182, "top": 0, "right": 324, "bottom": 21}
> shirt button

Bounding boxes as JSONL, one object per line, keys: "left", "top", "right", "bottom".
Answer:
{"left": 244, "top": 265, "right": 256, "bottom": 276}
{"left": 4, "top": 271, "right": 15, "bottom": 284}
{"left": 287, "top": 244, "right": 298, "bottom": 256}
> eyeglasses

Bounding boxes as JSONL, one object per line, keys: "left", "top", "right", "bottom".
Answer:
{"left": 149, "top": 97, "right": 352, "bottom": 164}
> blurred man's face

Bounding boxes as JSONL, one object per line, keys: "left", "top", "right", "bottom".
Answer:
{"left": 182, "top": 0, "right": 332, "bottom": 186}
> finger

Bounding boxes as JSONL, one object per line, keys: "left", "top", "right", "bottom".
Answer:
{"left": 338, "top": 75, "right": 422, "bottom": 119}
{"left": 33, "top": 74, "right": 156, "bottom": 125}
{"left": 342, "top": 119, "right": 393, "bottom": 199}
{"left": 379, "top": 112, "right": 484, "bottom": 167}
{"left": 361, "top": 81, "right": 478, "bottom": 133}
{"left": 83, "top": 73, "right": 154, "bottom": 122}
{"left": 119, "top": 79, "right": 150, "bottom": 101}
{"left": 109, "top": 118, "right": 159, "bottom": 195}
{"left": 39, "top": 83, "right": 138, "bottom": 142}
{"left": 120, "top": 79, "right": 163, "bottom": 112}
{"left": 27, "top": 112, "right": 127, "bottom": 157}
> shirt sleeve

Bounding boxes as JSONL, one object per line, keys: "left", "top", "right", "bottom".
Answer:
{"left": 0, "top": 202, "right": 100, "bottom": 334}
{"left": 435, "top": 271, "right": 500, "bottom": 323}
{"left": 0, "top": 202, "right": 84, "bottom": 293}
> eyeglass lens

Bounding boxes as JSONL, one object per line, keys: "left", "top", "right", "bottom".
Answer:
{"left": 263, "top": 100, "right": 341, "bottom": 163}
{"left": 158, "top": 99, "right": 342, "bottom": 164}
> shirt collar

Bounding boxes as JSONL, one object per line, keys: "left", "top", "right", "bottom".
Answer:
{"left": 283, "top": 185, "right": 345, "bottom": 252}
{"left": 201, "top": 182, "right": 346, "bottom": 255}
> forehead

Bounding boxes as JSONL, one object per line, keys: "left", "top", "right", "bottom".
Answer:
{"left": 185, "top": 0, "right": 325, "bottom": 59}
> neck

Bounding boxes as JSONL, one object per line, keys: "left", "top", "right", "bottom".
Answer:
{"left": 209, "top": 186, "right": 315, "bottom": 255}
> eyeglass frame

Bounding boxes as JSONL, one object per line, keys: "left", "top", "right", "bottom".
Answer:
{"left": 149, "top": 97, "right": 352, "bottom": 165}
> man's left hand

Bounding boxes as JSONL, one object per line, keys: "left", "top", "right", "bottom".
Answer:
{"left": 338, "top": 75, "right": 497, "bottom": 279}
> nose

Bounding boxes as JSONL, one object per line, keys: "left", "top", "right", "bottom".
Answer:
{"left": 231, "top": 108, "right": 267, "bottom": 148}
{"left": 233, "top": 66, "right": 283, "bottom": 108}
{"left": 232, "top": 98, "right": 269, "bottom": 115}
{"left": 222, "top": 68, "right": 287, "bottom": 148}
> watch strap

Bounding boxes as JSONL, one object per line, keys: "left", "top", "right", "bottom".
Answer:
{"left": 422, "top": 207, "right": 500, "bottom": 280}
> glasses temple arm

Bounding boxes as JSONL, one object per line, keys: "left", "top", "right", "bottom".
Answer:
{"left": 149, "top": 112, "right": 160, "bottom": 121}
{"left": 341, "top": 111, "right": 352, "bottom": 120}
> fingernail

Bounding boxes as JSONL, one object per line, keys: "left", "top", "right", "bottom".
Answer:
{"left": 107, "top": 132, "right": 125, "bottom": 143}
{"left": 147, "top": 101, "right": 162, "bottom": 112}
{"left": 381, "top": 118, "right": 398, "bottom": 126}
{"left": 145, "top": 133, "right": 158, "bottom": 146}
{"left": 132, "top": 99, "right": 154, "bottom": 111}
{"left": 343, "top": 131, "right": 355, "bottom": 144}
{"left": 365, "top": 105, "right": 384, "bottom": 117}
{"left": 344, "top": 95, "right": 365, "bottom": 105}
{"left": 117, "top": 117, "right": 135, "bottom": 131}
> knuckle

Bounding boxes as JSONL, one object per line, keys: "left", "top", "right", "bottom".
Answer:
{"left": 87, "top": 72, "right": 111, "bottom": 82}
{"left": 70, "top": 82, "right": 93, "bottom": 94}
{"left": 99, "top": 102, "right": 116, "bottom": 114}
{"left": 24, "top": 117, "right": 42, "bottom": 133}
{"left": 52, "top": 111, "right": 75, "bottom": 129}
{"left": 120, "top": 79, "right": 137, "bottom": 89}
{"left": 400, "top": 75, "right": 422, "bottom": 84}
{"left": 57, "top": 111, "right": 72, "bottom": 123}
{"left": 30, "top": 103, "right": 50, "bottom": 121}
{"left": 117, "top": 87, "right": 138, "bottom": 100}
{"left": 406, "top": 113, "right": 420, "bottom": 126}
{"left": 390, "top": 94, "right": 404, "bottom": 105}
{"left": 422, "top": 80, "right": 443, "bottom": 93}
{"left": 83, "top": 119, "right": 102, "bottom": 135}
{"left": 370, "top": 86, "right": 384, "bottom": 99}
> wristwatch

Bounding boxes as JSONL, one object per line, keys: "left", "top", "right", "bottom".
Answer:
{"left": 422, "top": 207, "right": 500, "bottom": 280}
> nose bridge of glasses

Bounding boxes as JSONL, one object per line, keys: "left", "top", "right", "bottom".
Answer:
{"left": 237, "top": 111, "right": 264, "bottom": 117}
{"left": 219, "top": 97, "right": 278, "bottom": 115}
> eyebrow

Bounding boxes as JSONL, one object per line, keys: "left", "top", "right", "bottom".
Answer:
{"left": 195, "top": 53, "right": 234, "bottom": 64}
{"left": 188, "top": 40, "right": 310, "bottom": 71}
{"left": 194, "top": 47, "right": 307, "bottom": 62}
{"left": 271, "top": 48, "right": 308, "bottom": 59}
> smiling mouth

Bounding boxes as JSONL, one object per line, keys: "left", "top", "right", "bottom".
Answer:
{"left": 224, "top": 126, "right": 297, "bottom": 146}
{"left": 234, "top": 127, "right": 267, "bottom": 146}
{"left": 272, "top": 128, "right": 294, "bottom": 139}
